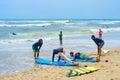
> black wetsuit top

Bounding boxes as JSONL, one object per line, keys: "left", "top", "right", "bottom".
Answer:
{"left": 52, "top": 48, "right": 63, "bottom": 62}
{"left": 32, "top": 42, "right": 43, "bottom": 50}
{"left": 93, "top": 38, "right": 104, "bottom": 47}
{"left": 73, "top": 52, "right": 81, "bottom": 60}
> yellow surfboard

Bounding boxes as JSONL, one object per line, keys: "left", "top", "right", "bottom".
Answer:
{"left": 75, "top": 69, "right": 86, "bottom": 74}
{"left": 79, "top": 67, "right": 91, "bottom": 73}
{"left": 85, "top": 67, "right": 100, "bottom": 71}
{"left": 66, "top": 66, "right": 100, "bottom": 77}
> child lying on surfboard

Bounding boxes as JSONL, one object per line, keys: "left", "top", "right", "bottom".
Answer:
{"left": 69, "top": 52, "right": 100, "bottom": 62}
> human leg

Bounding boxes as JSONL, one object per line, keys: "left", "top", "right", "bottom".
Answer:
{"left": 97, "top": 47, "right": 101, "bottom": 60}
{"left": 37, "top": 52, "right": 39, "bottom": 59}
{"left": 33, "top": 50, "right": 39, "bottom": 60}
{"left": 58, "top": 52, "right": 79, "bottom": 66}
{"left": 88, "top": 55, "right": 100, "bottom": 61}
{"left": 58, "top": 52, "right": 72, "bottom": 63}
{"left": 99, "top": 47, "right": 102, "bottom": 56}
{"left": 60, "top": 40, "right": 62, "bottom": 45}
{"left": 99, "top": 42, "right": 104, "bottom": 56}
{"left": 58, "top": 55, "right": 61, "bottom": 62}
{"left": 32, "top": 47, "right": 38, "bottom": 60}
{"left": 34, "top": 52, "right": 37, "bottom": 59}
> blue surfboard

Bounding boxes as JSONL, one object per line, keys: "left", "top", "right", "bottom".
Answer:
{"left": 67, "top": 56, "right": 97, "bottom": 62}
{"left": 36, "top": 58, "right": 75, "bottom": 66}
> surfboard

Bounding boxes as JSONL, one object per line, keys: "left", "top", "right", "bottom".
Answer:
{"left": 66, "top": 66, "right": 100, "bottom": 77}
{"left": 35, "top": 58, "right": 75, "bottom": 66}
{"left": 85, "top": 67, "right": 100, "bottom": 71}
{"left": 67, "top": 56, "right": 97, "bottom": 62}
{"left": 102, "top": 49, "right": 109, "bottom": 54}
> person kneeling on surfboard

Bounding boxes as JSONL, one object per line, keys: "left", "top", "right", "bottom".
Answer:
{"left": 32, "top": 39, "right": 43, "bottom": 60}
{"left": 52, "top": 48, "right": 79, "bottom": 66}
{"left": 69, "top": 52, "right": 99, "bottom": 61}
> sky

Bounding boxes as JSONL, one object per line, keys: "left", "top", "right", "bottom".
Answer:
{"left": 0, "top": 0, "right": 120, "bottom": 19}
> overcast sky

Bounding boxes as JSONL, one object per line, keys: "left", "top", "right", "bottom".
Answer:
{"left": 0, "top": 0, "right": 120, "bottom": 19}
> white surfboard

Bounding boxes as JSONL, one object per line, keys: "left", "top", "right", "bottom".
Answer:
{"left": 102, "top": 49, "right": 109, "bottom": 54}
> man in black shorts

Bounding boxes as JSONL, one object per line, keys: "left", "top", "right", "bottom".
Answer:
{"left": 91, "top": 35, "right": 104, "bottom": 60}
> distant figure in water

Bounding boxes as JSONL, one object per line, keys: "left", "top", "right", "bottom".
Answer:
{"left": 98, "top": 29, "right": 103, "bottom": 39}
{"left": 59, "top": 31, "right": 63, "bottom": 46}
{"left": 12, "top": 32, "right": 16, "bottom": 35}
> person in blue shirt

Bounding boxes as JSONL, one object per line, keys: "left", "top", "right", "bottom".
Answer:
{"left": 91, "top": 35, "right": 104, "bottom": 60}
{"left": 32, "top": 39, "right": 43, "bottom": 60}
{"left": 52, "top": 48, "right": 79, "bottom": 66}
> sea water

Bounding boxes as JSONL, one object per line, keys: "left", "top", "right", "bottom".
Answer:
{"left": 0, "top": 19, "right": 120, "bottom": 76}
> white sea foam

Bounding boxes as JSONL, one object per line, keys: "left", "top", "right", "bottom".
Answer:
{"left": 0, "top": 39, "right": 35, "bottom": 44}
{"left": 0, "top": 20, "right": 69, "bottom": 24}
{"left": 90, "top": 27, "right": 120, "bottom": 33}
{"left": 99, "top": 20, "right": 120, "bottom": 24}
{"left": 0, "top": 20, "right": 70, "bottom": 27}
{"left": 0, "top": 23, "right": 51, "bottom": 27}
{"left": 51, "top": 20, "right": 70, "bottom": 24}
{"left": 0, "top": 37, "right": 58, "bottom": 45}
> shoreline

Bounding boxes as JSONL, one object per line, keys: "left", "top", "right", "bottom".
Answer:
{"left": 0, "top": 47, "right": 120, "bottom": 80}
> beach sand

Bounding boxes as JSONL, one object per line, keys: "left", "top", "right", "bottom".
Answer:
{"left": 0, "top": 48, "right": 120, "bottom": 80}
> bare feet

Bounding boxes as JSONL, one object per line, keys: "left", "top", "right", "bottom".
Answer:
{"left": 72, "top": 62, "right": 79, "bottom": 66}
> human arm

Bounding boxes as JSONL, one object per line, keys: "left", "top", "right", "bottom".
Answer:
{"left": 38, "top": 43, "right": 43, "bottom": 50}
{"left": 73, "top": 55, "right": 76, "bottom": 61}
{"left": 58, "top": 56, "right": 61, "bottom": 62}
{"left": 52, "top": 51, "right": 55, "bottom": 63}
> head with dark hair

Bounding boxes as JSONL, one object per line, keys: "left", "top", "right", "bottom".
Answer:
{"left": 69, "top": 52, "right": 74, "bottom": 57}
{"left": 91, "top": 35, "right": 95, "bottom": 39}
{"left": 39, "top": 39, "right": 43, "bottom": 43}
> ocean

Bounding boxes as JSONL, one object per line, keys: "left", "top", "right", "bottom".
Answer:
{"left": 0, "top": 19, "right": 120, "bottom": 76}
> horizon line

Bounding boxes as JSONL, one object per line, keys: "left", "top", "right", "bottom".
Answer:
{"left": 0, "top": 18, "right": 120, "bottom": 20}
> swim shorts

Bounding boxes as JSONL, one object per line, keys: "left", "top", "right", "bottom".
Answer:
{"left": 98, "top": 42, "right": 104, "bottom": 48}
{"left": 32, "top": 46, "right": 39, "bottom": 54}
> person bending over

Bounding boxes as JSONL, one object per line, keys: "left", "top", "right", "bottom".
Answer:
{"left": 52, "top": 48, "right": 78, "bottom": 65}
{"left": 32, "top": 39, "right": 43, "bottom": 60}
{"left": 91, "top": 35, "right": 104, "bottom": 60}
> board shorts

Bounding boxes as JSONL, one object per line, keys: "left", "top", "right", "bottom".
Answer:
{"left": 75, "top": 53, "right": 81, "bottom": 59}
{"left": 32, "top": 46, "right": 39, "bottom": 54}
{"left": 80, "top": 54, "right": 86, "bottom": 59}
{"left": 98, "top": 42, "right": 104, "bottom": 48}
{"left": 80, "top": 54, "right": 89, "bottom": 59}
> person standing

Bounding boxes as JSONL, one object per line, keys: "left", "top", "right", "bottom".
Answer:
{"left": 32, "top": 39, "right": 43, "bottom": 60}
{"left": 59, "top": 31, "right": 63, "bottom": 46}
{"left": 91, "top": 35, "right": 104, "bottom": 60}
{"left": 99, "top": 28, "right": 103, "bottom": 39}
